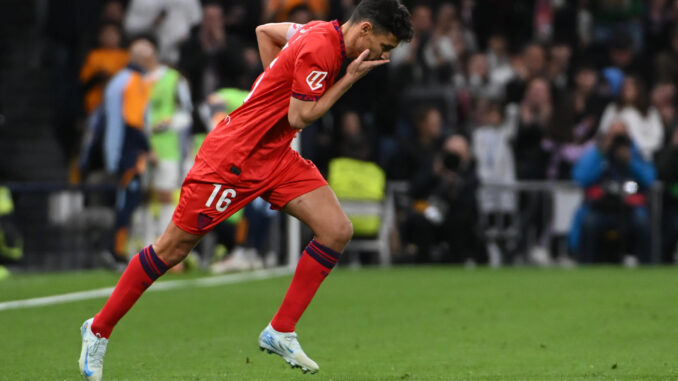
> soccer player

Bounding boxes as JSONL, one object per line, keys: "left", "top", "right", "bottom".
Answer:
{"left": 79, "top": 1, "right": 413, "bottom": 379}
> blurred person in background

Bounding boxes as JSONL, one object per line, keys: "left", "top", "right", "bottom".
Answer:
{"left": 569, "top": 120, "right": 656, "bottom": 265}
{"left": 263, "top": 0, "right": 329, "bottom": 22}
{"left": 390, "top": 3, "right": 434, "bottom": 86}
{"left": 454, "top": 53, "right": 502, "bottom": 101}
{"left": 101, "top": 0, "right": 126, "bottom": 25}
{"left": 509, "top": 76, "right": 552, "bottom": 264}
{"left": 547, "top": 42, "right": 572, "bottom": 95}
{"left": 472, "top": 99, "right": 517, "bottom": 217}
{"left": 124, "top": 0, "right": 202, "bottom": 64}
{"left": 402, "top": 134, "right": 481, "bottom": 263}
{"left": 178, "top": 2, "right": 247, "bottom": 132}
{"left": 484, "top": 34, "right": 513, "bottom": 95}
{"left": 600, "top": 31, "right": 649, "bottom": 82}
{"left": 335, "top": 110, "right": 373, "bottom": 161}
{"left": 654, "top": 27, "right": 678, "bottom": 84}
{"left": 512, "top": 77, "right": 552, "bottom": 181}
{"left": 422, "top": 2, "right": 464, "bottom": 84}
{"left": 144, "top": 48, "right": 193, "bottom": 250}
{"left": 388, "top": 106, "right": 443, "bottom": 181}
{"left": 657, "top": 128, "right": 678, "bottom": 263}
{"left": 102, "top": 37, "right": 156, "bottom": 267}
{"left": 543, "top": 63, "right": 605, "bottom": 180}
{"left": 644, "top": 0, "right": 674, "bottom": 57}
{"left": 505, "top": 43, "right": 547, "bottom": 104}
{"left": 651, "top": 80, "right": 678, "bottom": 143}
{"left": 76, "top": 22, "right": 130, "bottom": 182}
{"left": 599, "top": 75, "right": 664, "bottom": 160}
{"left": 80, "top": 22, "right": 129, "bottom": 118}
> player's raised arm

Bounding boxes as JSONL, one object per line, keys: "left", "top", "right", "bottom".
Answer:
{"left": 256, "top": 22, "right": 300, "bottom": 68}
{"left": 287, "top": 1, "right": 413, "bottom": 130}
{"left": 288, "top": 49, "right": 388, "bottom": 129}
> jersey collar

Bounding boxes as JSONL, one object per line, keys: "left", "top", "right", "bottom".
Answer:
{"left": 331, "top": 20, "right": 347, "bottom": 60}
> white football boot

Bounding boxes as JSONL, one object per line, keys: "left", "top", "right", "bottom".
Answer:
{"left": 78, "top": 318, "right": 108, "bottom": 381}
{"left": 258, "top": 323, "right": 319, "bottom": 374}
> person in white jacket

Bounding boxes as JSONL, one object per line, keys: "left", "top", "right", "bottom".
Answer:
{"left": 124, "top": 0, "right": 202, "bottom": 65}
{"left": 599, "top": 75, "right": 663, "bottom": 160}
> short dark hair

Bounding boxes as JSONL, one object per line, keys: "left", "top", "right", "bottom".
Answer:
{"left": 349, "top": 0, "right": 414, "bottom": 42}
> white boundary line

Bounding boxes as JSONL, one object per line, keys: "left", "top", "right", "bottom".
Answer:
{"left": 0, "top": 267, "right": 292, "bottom": 312}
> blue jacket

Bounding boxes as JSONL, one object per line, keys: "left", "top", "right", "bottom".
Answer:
{"left": 572, "top": 144, "right": 656, "bottom": 189}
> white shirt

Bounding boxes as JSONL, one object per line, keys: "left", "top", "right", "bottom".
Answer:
{"left": 124, "top": 0, "right": 202, "bottom": 64}
{"left": 472, "top": 119, "right": 517, "bottom": 213}
{"left": 599, "top": 103, "right": 664, "bottom": 160}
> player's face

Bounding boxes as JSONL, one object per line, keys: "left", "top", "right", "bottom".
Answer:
{"left": 356, "top": 22, "right": 399, "bottom": 60}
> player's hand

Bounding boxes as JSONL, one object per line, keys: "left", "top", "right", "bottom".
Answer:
{"left": 346, "top": 49, "right": 389, "bottom": 82}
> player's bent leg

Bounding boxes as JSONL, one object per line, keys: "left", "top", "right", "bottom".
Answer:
{"left": 261, "top": 186, "right": 352, "bottom": 374}
{"left": 79, "top": 222, "right": 202, "bottom": 380}
{"left": 282, "top": 185, "right": 353, "bottom": 252}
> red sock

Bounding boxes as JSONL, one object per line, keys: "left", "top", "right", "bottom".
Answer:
{"left": 271, "top": 240, "right": 341, "bottom": 332}
{"left": 91, "top": 245, "right": 168, "bottom": 338}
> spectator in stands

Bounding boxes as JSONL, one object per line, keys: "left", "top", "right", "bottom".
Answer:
{"left": 654, "top": 27, "right": 678, "bottom": 83}
{"left": 472, "top": 99, "right": 516, "bottom": 213}
{"left": 102, "top": 37, "right": 156, "bottom": 266}
{"left": 485, "top": 34, "right": 513, "bottom": 95}
{"left": 544, "top": 64, "right": 605, "bottom": 180}
{"left": 124, "top": 0, "right": 202, "bottom": 64}
{"left": 178, "top": 2, "right": 247, "bottom": 132}
{"left": 335, "top": 111, "right": 372, "bottom": 162}
{"left": 145, "top": 48, "right": 193, "bottom": 248}
{"left": 547, "top": 42, "right": 573, "bottom": 95}
{"left": 509, "top": 77, "right": 552, "bottom": 263}
{"left": 390, "top": 3, "right": 434, "bottom": 86}
{"left": 455, "top": 53, "right": 502, "bottom": 101}
{"left": 79, "top": 22, "right": 129, "bottom": 116}
{"left": 601, "top": 31, "right": 649, "bottom": 81}
{"left": 403, "top": 134, "right": 481, "bottom": 263}
{"left": 505, "top": 43, "right": 547, "bottom": 104}
{"left": 423, "top": 3, "right": 468, "bottom": 83}
{"left": 472, "top": 99, "right": 517, "bottom": 263}
{"left": 263, "top": 0, "right": 329, "bottom": 22}
{"left": 644, "top": 0, "right": 673, "bottom": 56}
{"left": 569, "top": 120, "right": 656, "bottom": 264}
{"left": 599, "top": 75, "right": 664, "bottom": 160}
{"left": 388, "top": 106, "right": 443, "bottom": 182}
{"left": 512, "top": 77, "right": 552, "bottom": 180}
{"left": 101, "top": 0, "right": 125, "bottom": 24}
{"left": 651, "top": 81, "right": 678, "bottom": 143}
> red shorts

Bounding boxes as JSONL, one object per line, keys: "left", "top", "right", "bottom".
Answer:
{"left": 173, "top": 150, "right": 327, "bottom": 235}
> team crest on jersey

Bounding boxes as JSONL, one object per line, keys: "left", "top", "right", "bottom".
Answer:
{"left": 306, "top": 71, "right": 327, "bottom": 91}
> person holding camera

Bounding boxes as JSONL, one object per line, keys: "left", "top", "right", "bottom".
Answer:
{"left": 403, "top": 134, "right": 481, "bottom": 263}
{"left": 568, "top": 120, "right": 657, "bottom": 264}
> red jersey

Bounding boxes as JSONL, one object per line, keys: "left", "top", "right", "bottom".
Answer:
{"left": 198, "top": 20, "right": 347, "bottom": 182}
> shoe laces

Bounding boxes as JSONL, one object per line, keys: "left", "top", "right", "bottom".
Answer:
{"left": 281, "top": 332, "right": 303, "bottom": 352}
{"left": 88, "top": 333, "right": 108, "bottom": 368}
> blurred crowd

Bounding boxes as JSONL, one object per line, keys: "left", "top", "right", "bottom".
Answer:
{"left": 35, "top": 0, "right": 678, "bottom": 267}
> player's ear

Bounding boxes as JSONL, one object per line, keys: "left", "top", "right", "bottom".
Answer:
{"left": 359, "top": 21, "right": 373, "bottom": 36}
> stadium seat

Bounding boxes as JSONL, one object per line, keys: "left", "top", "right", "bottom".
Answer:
{"left": 327, "top": 158, "right": 395, "bottom": 266}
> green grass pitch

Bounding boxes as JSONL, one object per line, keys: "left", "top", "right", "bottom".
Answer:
{"left": 1, "top": 266, "right": 677, "bottom": 380}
